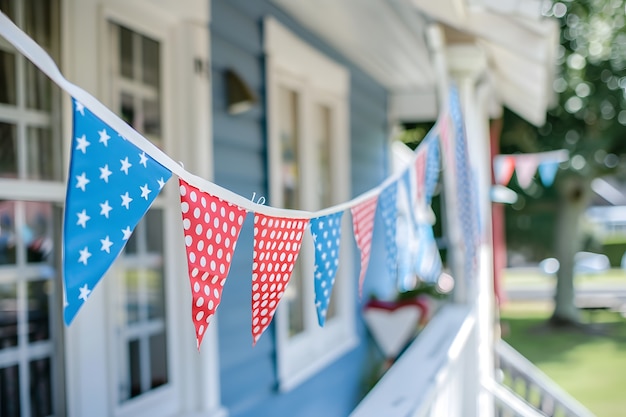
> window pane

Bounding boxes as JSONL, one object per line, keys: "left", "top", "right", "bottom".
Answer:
{"left": 27, "top": 280, "right": 50, "bottom": 343}
{"left": 141, "top": 36, "right": 160, "bottom": 88}
{"left": 0, "top": 0, "right": 14, "bottom": 21}
{"left": 120, "top": 92, "right": 136, "bottom": 128}
{"left": 0, "top": 365, "right": 20, "bottom": 417}
{"left": 285, "top": 264, "right": 304, "bottom": 336}
{"left": 24, "top": 56, "right": 52, "bottom": 111}
{"left": 0, "top": 202, "right": 16, "bottom": 265}
{"left": 316, "top": 104, "right": 333, "bottom": 208}
{"left": 26, "top": 126, "right": 61, "bottom": 181}
{"left": 23, "top": 0, "right": 54, "bottom": 54}
{"left": 0, "top": 283, "right": 18, "bottom": 349}
{"left": 24, "top": 202, "right": 54, "bottom": 264}
{"left": 149, "top": 333, "right": 167, "bottom": 389}
{"left": 128, "top": 339, "right": 141, "bottom": 398}
{"left": 0, "top": 50, "right": 17, "bottom": 105}
{"left": 278, "top": 86, "right": 300, "bottom": 209}
{"left": 0, "top": 122, "right": 18, "bottom": 179}
{"left": 119, "top": 26, "right": 134, "bottom": 80}
{"left": 29, "top": 357, "right": 52, "bottom": 417}
{"left": 125, "top": 270, "right": 139, "bottom": 324}
{"left": 142, "top": 98, "right": 161, "bottom": 137}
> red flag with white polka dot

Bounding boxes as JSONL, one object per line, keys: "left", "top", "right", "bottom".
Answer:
{"left": 179, "top": 179, "right": 247, "bottom": 349}
{"left": 251, "top": 213, "right": 309, "bottom": 345}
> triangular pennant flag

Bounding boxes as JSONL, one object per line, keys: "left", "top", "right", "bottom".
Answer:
{"left": 493, "top": 155, "right": 516, "bottom": 186}
{"left": 379, "top": 182, "right": 399, "bottom": 282}
{"left": 413, "top": 223, "right": 443, "bottom": 283}
{"left": 179, "top": 179, "right": 247, "bottom": 349}
{"left": 414, "top": 144, "right": 427, "bottom": 206}
{"left": 251, "top": 214, "right": 309, "bottom": 344}
{"left": 515, "top": 155, "right": 540, "bottom": 189}
{"left": 538, "top": 160, "right": 559, "bottom": 187}
{"left": 63, "top": 99, "right": 172, "bottom": 325}
{"left": 310, "top": 211, "right": 343, "bottom": 326}
{"left": 397, "top": 172, "right": 416, "bottom": 291}
{"left": 351, "top": 195, "right": 378, "bottom": 296}
{"left": 424, "top": 134, "right": 440, "bottom": 206}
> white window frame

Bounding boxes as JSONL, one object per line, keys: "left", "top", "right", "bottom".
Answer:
{"left": 264, "top": 16, "right": 358, "bottom": 391}
{"left": 63, "top": 1, "right": 224, "bottom": 416}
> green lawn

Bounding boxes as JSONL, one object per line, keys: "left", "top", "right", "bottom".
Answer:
{"left": 500, "top": 302, "right": 626, "bottom": 417}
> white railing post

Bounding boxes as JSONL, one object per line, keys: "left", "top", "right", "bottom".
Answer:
{"left": 446, "top": 43, "right": 496, "bottom": 417}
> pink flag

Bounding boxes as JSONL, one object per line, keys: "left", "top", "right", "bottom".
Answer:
{"left": 414, "top": 145, "right": 427, "bottom": 205}
{"left": 351, "top": 195, "right": 378, "bottom": 296}
{"left": 251, "top": 214, "right": 309, "bottom": 345}
{"left": 179, "top": 179, "right": 247, "bottom": 349}
{"left": 514, "top": 155, "right": 540, "bottom": 189}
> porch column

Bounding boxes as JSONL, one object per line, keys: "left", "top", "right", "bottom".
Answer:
{"left": 446, "top": 44, "right": 496, "bottom": 417}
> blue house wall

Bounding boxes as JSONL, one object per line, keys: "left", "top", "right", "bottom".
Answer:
{"left": 211, "top": 1, "right": 390, "bottom": 415}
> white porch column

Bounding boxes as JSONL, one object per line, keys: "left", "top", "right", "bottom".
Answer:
{"left": 446, "top": 44, "right": 496, "bottom": 417}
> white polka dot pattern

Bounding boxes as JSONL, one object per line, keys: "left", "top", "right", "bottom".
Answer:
{"left": 351, "top": 195, "right": 378, "bottom": 296}
{"left": 251, "top": 213, "right": 309, "bottom": 344}
{"left": 310, "top": 211, "right": 343, "bottom": 327}
{"left": 179, "top": 179, "right": 247, "bottom": 349}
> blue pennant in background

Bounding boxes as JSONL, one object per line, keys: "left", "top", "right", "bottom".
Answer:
{"left": 538, "top": 160, "right": 559, "bottom": 187}
{"left": 310, "top": 211, "right": 343, "bottom": 326}
{"left": 63, "top": 99, "right": 172, "bottom": 325}
{"left": 379, "top": 181, "right": 399, "bottom": 282}
{"left": 449, "top": 86, "right": 480, "bottom": 279}
{"left": 424, "top": 133, "right": 441, "bottom": 206}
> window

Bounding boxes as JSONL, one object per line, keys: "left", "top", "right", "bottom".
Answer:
{"left": 0, "top": 1, "right": 64, "bottom": 416}
{"left": 108, "top": 23, "right": 171, "bottom": 406}
{"left": 265, "top": 17, "right": 357, "bottom": 391}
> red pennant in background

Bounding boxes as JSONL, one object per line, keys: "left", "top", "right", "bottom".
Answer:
{"left": 251, "top": 214, "right": 309, "bottom": 344}
{"left": 351, "top": 195, "right": 378, "bottom": 296}
{"left": 493, "top": 155, "right": 516, "bottom": 186}
{"left": 179, "top": 179, "right": 247, "bottom": 349}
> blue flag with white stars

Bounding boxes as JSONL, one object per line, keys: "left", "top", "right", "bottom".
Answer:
{"left": 379, "top": 181, "right": 399, "bottom": 282}
{"left": 63, "top": 99, "right": 172, "bottom": 325}
{"left": 310, "top": 211, "right": 343, "bottom": 327}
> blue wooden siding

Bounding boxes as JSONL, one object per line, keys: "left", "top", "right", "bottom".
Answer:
{"left": 211, "top": 1, "right": 389, "bottom": 415}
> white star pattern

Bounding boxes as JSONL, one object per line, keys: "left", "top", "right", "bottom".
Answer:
{"left": 76, "top": 135, "right": 90, "bottom": 154}
{"left": 121, "top": 226, "right": 133, "bottom": 240}
{"left": 76, "top": 210, "right": 91, "bottom": 228}
{"left": 157, "top": 177, "right": 166, "bottom": 190}
{"left": 75, "top": 172, "right": 90, "bottom": 191}
{"left": 98, "top": 129, "right": 111, "bottom": 146}
{"left": 64, "top": 98, "right": 172, "bottom": 325}
{"left": 120, "top": 192, "right": 133, "bottom": 209}
{"left": 140, "top": 184, "right": 151, "bottom": 200}
{"left": 100, "top": 236, "right": 113, "bottom": 253}
{"left": 78, "top": 283, "right": 91, "bottom": 301}
{"left": 75, "top": 101, "right": 85, "bottom": 116}
{"left": 78, "top": 247, "right": 91, "bottom": 265}
{"left": 100, "top": 200, "right": 112, "bottom": 218}
{"left": 99, "top": 164, "right": 112, "bottom": 182}
{"left": 120, "top": 157, "right": 132, "bottom": 175}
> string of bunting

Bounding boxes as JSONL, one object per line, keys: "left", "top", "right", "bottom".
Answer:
{"left": 493, "top": 150, "right": 569, "bottom": 189}
{"left": 0, "top": 11, "right": 477, "bottom": 349}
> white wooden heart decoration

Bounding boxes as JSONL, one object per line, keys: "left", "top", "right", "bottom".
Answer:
{"left": 363, "top": 305, "right": 421, "bottom": 358}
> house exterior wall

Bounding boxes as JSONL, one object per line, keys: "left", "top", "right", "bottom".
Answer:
{"left": 210, "top": 1, "right": 389, "bottom": 415}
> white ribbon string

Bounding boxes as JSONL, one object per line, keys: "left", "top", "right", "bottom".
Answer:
{"left": 0, "top": 11, "right": 436, "bottom": 219}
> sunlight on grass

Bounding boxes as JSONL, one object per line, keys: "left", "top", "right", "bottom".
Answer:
{"left": 500, "top": 303, "right": 626, "bottom": 417}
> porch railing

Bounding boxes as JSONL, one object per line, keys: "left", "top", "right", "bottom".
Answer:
{"left": 350, "top": 304, "right": 479, "bottom": 417}
{"left": 351, "top": 305, "right": 596, "bottom": 417}
{"left": 495, "top": 341, "right": 596, "bottom": 417}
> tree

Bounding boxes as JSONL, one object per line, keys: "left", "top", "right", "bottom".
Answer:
{"left": 501, "top": 0, "right": 626, "bottom": 325}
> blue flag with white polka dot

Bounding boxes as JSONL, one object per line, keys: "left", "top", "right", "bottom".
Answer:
{"left": 310, "top": 211, "right": 343, "bottom": 326}
{"left": 379, "top": 181, "right": 398, "bottom": 282}
{"left": 63, "top": 99, "right": 172, "bottom": 325}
